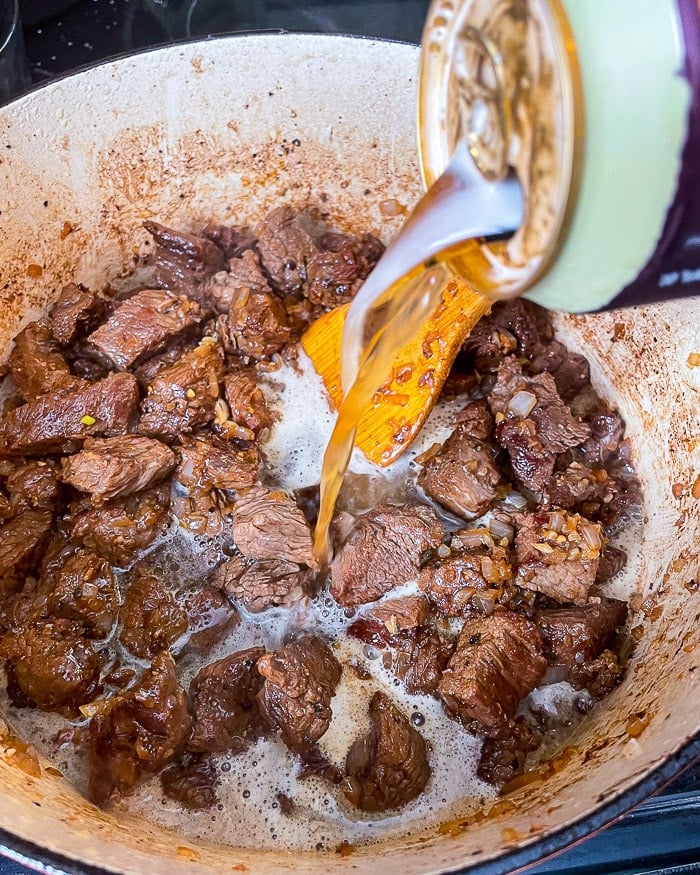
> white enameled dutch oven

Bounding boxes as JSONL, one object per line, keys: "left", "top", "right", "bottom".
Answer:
{"left": 0, "top": 33, "right": 698, "bottom": 875}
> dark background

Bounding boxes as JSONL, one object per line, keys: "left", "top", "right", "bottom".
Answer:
{"left": 1, "top": 1, "right": 699, "bottom": 873}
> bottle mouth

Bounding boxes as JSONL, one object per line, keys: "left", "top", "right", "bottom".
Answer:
{"left": 418, "top": 0, "right": 583, "bottom": 300}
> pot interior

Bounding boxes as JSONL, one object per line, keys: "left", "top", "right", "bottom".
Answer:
{"left": 0, "top": 34, "right": 698, "bottom": 875}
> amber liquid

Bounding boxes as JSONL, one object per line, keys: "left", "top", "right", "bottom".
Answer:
{"left": 312, "top": 142, "right": 523, "bottom": 564}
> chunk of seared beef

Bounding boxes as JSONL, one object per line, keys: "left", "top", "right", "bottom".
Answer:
{"left": 70, "top": 482, "right": 171, "bottom": 567}
{"left": 419, "top": 535, "right": 512, "bottom": 618}
{"left": 88, "top": 652, "right": 191, "bottom": 805}
{"left": 514, "top": 510, "right": 601, "bottom": 605}
{"left": 178, "top": 585, "right": 238, "bottom": 653}
{"left": 161, "top": 753, "right": 218, "bottom": 810}
{"left": 537, "top": 598, "right": 628, "bottom": 669}
{"left": 595, "top": 545, "right": 627, "bottom": 584}
{"left": 176, "top": 433, "right": 260, "bottom": 493}
{"left": 345, "top": 691, "right": 430, "bottom": 812}
{"left": 7, "top": 461, "right": 59, "bottom": 513}
{"left": 330, "top": 504, "right": 443, "bottom": 607}
{"left": 232, "top": 487, "right": 315, "bottom": 566}
{"left": 49, "top": 283, "right": 106, "bottom": 346}
{"left": 144, "top": 221, "right": 225, "bottom": 298}
{"left": 257, "top": 636, "right": 341, "bottom": 751}
{"left": 188, "top": 647, "right": 266, "bottom": 753}
{"left": 202, "top": 250, "right": 271, "bottom": 314}
{"left": 547, "top": 461, "right": 618, "bottom": 514}
{"left": 118, "top": 569, "right": 188, "bottom": 659}
{"left": 455, "top": 398, "right": 494, "bottom": 442}
{"left": 223, "top": 370, "right": 274, "bottom": 435}
{"left": 60, "top": 436, "right": 176, "bottom": 503}
{"left": 45, "top": 548, "right": 118, "bottom": 639}
{"left": 0, "top": 509, "right": 53, "bottom": 595}
{"left": 139, "top": 341, "right": 226, "bottom": 439}
{"left": 462, "top": 300, "right": 539, "bottom": 372}
{"left": 0, "top": 372, "right": 139, "bottom": 457}
{"left": 256, "top": 206, "right": 318, "bottom": 294}
{"left": 202, "top": 222, "right": 257, "bottom": 259}
{"left": 132, "top": 335, "right": 198, "bottom": 390}
{"left": 404, "top": 628, "right": 454, "bottom": 697}
{"left": 365, "top": 595, "right": 430, "bottom": 634}
{"left": 488, "top": 357, "right": 590, "bottom": 491}
{"left": 570, "top": 649, "right": 623, "bottom": 699}
{"left": 87, "top": 289, "right": 206, "bottom": 370}
{"left": 8, "top": 320, "right": 76, "bottom": 401}
{"left": 417, "top": 423, "right": 502, "bottom": 519}
{"left": 216, "top": 289, "right": 291, "bottom": 359}
{"left": 214, "top": 554, "right": 313, "bottom": 613}
{"left": 438, "top": 611, "right": 546, "bottom": 736}
{"left": 0, "top": 618, "right": 102, "bottom": 711}
{"left": 580, "top": 409, "right": 625, "bottom": 465}
{"left": 532, "top": 342, "right": 591, "bottom": 403}
{"left": 477, "top": 717, "right": 541, "bottom": 788}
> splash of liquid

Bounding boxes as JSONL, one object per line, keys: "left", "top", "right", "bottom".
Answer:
{"left": 314, "top": 142, "right": 523, "bottom": 564}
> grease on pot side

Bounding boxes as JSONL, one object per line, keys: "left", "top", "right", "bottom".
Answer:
{"left": 0, "top": 203, "right": 643, "bottom": 852}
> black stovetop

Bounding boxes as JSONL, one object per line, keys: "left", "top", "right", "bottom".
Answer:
{"left": 2, "top": 2, "right": 699, "bottom": 873}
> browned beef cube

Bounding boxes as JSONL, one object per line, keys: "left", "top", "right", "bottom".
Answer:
{"left": 547, "top": 461, "right": 617, "bottom": 512}
{"left": 530, "top": 341, "right": 591, "bottom": 403}
{"left": 223, "top": 369, "right": 274, "bottom": 435}
{"left": 144, "top": 221, "right": 225, "bottom": 298}
{"left": 214, "top": 554, "right": 313, "bottom": 614}
{"left": 161, "top": 753, "right": 218, "bottom": 810}
{"left": 344, "top": 691, "right": 430, "bottom": 812}
{"left": 455, "top": 398, "right": 494, "bottom": 442}
{"left": 0, "top": 618, "right": 102, "bottom": 711}
{"left": 0, "top": 372, "right": 139, "bottom": 457}
{"left": 404, "top": 628, "right": 454, "bottom": 697}
{"left": 514, "top": 510, "right": 601, "bottom": 605}
{"left": 202, "top": 222, "right": 257, "bottom": 259}
{"left": 488, "top": 357, "right": 590, "bottom": 491}
{"left": 570, "top": 649, "right": 624, "bottom": 699}
{"left": 60, "top": 436, "right": 175, "bottom": 503}
{"left": 365, "top": 595, "right": 430, "bottom": 633}
{"left": 232, "top": 487, "right": 315, "bottom": 566}
{"left": 477, "top": 717, "right": 541, "bottom": 788}
{"left": 188, "top": 647, "right": 266, "bottom": 753}
{"left": 581, "top": 409, "right": 625, "bottom": 464}
{"left": 438, "top": 611, "right": 546, "bottom": 736}
{"left": 257, "top": 636, "right": 341, "bottom": 751}
{"left": 138, "top": 341, "right": 226, "bottom": 439}
{"left": 88, "top": 652, "right": 191, "bottom": 804}
{"left": 0, "top": 509, "right": 53, "bottom": 596}
{"left": 132, "top": 335, "right": 198, "bottom": 389}
{"left": 7, "top": 461, "right": 59, "bottom": 513}
{"left": 417, "top": 423, "right": 502, "bottom": 519}
{"left": 595, "top": 545, "right": 627, "bottom": 584}
{"left": 88, "top": 289, "right": 206, "bottom": 370}
{"left": 256, "top": 206, "right": 318, "bottom": 294}
{"left": 175, "top": 433, "right": 260, "bottom": 493}
{"left": 305, "top": 240, "right": 360, "bottom": 307}
{"left": 49, "top": 283, "right": 106, "bottom": 345}
{"left": 537, "top": 598, "right": 628, "bottom": 669}
{"left": 70, "top": 482, "right": 171, "bottom": 567}
{"left": 8, "top": 320, "right": 77, "bottom": 401}
{"left": 45, "top": 548, "right": 118, "bottom": 640}
{"left": 217, "top": 289, "right": 292, "bottom": 359}
{"left": 419, "top": 537, "right": 512, "bottom": 618}
{"left": 202, "top": 250, "right": 271, "bottom": 313}
{"left": 177, "top": 585, "right": 238, "bottom": 653}
{"left": 461, "top": 300, "right": 539, "bottom": 372}
{"left": 330, "top": 504, "right": 444, "bottom": 607}
{"left": 119, "top": 569, "right": 188, "bottom": 659}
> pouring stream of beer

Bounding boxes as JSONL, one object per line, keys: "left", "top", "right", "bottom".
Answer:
{"left": 314, "top": 142, "right": 524, "bottom": 565}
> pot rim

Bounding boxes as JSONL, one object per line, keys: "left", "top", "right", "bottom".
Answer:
{"left": 0, "top": 29, "right": 698, "bottom": 875}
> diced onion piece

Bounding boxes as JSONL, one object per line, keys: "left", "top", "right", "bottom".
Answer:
{"left": 506, "top": 390, "right": 537, "bottom": 417}
{"left": 489, "top": 517, "right": 514, "bottom": 542}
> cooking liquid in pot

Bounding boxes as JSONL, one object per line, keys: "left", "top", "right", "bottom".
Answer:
{"left": 0, "top": 356, "right": 641, "bottom": 851}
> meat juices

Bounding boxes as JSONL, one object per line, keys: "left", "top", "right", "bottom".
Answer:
{"left": 0, "top": 214, "right": 641, "bottom": 853}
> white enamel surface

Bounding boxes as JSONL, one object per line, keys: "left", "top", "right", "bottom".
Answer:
{"left": 0, "top": 32, "right": 698, "bottom": 875}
